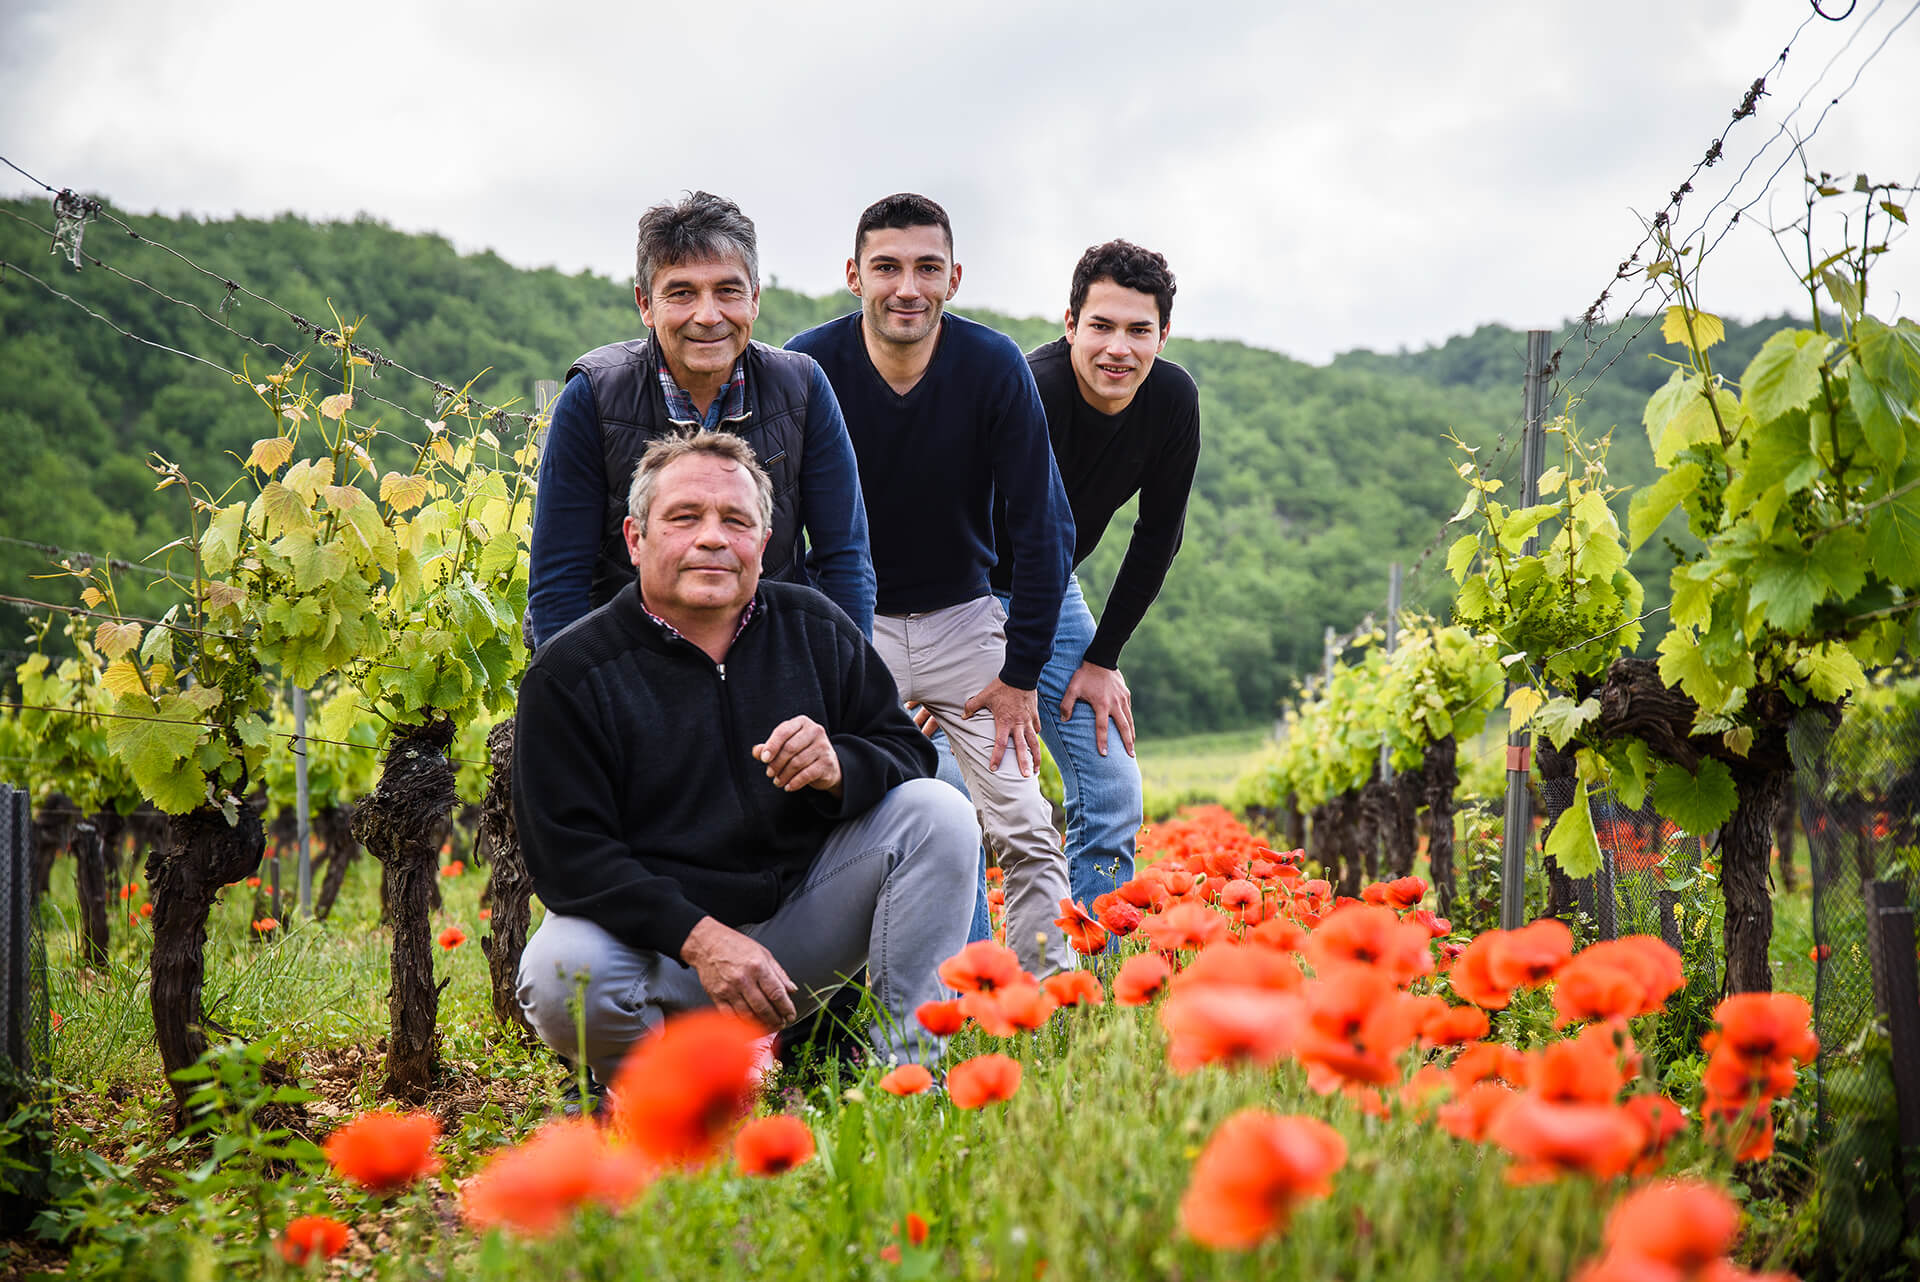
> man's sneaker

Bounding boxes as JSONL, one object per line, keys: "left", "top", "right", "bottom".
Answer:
{"left": 559, "top": 1069, "right": 609, "bottom": 1119}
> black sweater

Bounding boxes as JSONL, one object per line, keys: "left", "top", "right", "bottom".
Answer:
{"left": 512, "top": 580, "right": 937, "bottom": 960}
{"left": 788, "top": 313, "right": 1072, "bottom": 690}
{"left": 990, "top": 339, "right": 1200, "bottom": 670}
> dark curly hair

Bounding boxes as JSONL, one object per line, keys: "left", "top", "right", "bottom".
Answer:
{"left": 853, "top": 193, "right": 953, "bottom": 261}
{"left": 1069, "top": 240, "right": 1176, "bottom": 329}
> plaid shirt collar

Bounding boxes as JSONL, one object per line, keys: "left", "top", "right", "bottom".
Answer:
{"left": 658, "top": 352, "right": 748, "bottom": 429}
{"left": 638, "top": 593, "right": 758, "bottom": 650}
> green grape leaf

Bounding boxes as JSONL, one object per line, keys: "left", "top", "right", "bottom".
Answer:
{"left": 1652, "top": 758, "right": 1738, "bottom": 835}
{"left": 201, "top": 502, "right": 247, "bottom": 575}
{"left": 1748, "top": 543, "right": 1825, "bottom": 633}
{"left": 1850, "top": 317, "right": 1920, "bottom": 470}
{"left": 1643, "top": 368, "right": 1696, "bottom": 453}
{"left": 1662, "top": 307, "right": 1726, "bottom": 351}
{"left": 1793, "top": 642, "right": 1866, "bottom": 702}
{"left": 246, "top": 436, "right": 295, "bottom": 475}
{"left": 1669, "top": 564, "right": 1715, "bottom": 629}
{"left": 1532, "top": 696, "right": 1601, "bottom": 750}
{"left": 94, "top": 620, "right": 141, "bottom": 660}
{"left": 1658, "top": 629, "right": 1730, "bottom": 709}
{"left": 1629, "top": 463, "right": 1701, "bottom": 551}
{"left": 251, "top": 482, "right": 310, "bottom": 535}
{"left": 1810, "top": 528, "right": 1867, "bottom": 605}
{"left": 1865, "top": 476, "right": 1920, "bottom": 588}
{"left": 1544, "top": 784, "right": 1602, "bottom": 878}
{"left": 1741, "top": 329, "right": 1830, "bottom": 425}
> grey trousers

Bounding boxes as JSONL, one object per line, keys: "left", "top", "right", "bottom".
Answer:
{"left": 517, "top": 778, "right": 979, "bottom": 1081}
{"left": 873, "top": 596, "right": 1075, "bottom": 978}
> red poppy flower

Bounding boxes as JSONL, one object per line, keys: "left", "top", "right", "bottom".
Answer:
{"left": 610, "top": 1010, "right": 762, "bottom": 1169}
{"left": 1141, "top": 902, "right": 1228, "bottom": 952}
{"left": 1297, "top": 966, "right": 1422, "bottom": 1090}
{"left": 946, "top": 1054, "right": 1022, "bottom": 1109}
{"left": 1529, "top": 1021, "right": 1638, "bottom": 1105}
{"left": 1552, "top": 957, "right": 1647, "bottom": 1028}
{"left": 1160, "top": 986, "right": 1303, "bottom": 1074}
{"left": 1577, "top": 936, "right": 1684, "bottom": 1016}
{"left": 938, "top": 940, "right": 1026, "bottom": 994}
{"left": 438, "top": 926, "right": 466, "bottom": 950}
{"left": 324, "top": 1110, "right": 442, "bottom": 1193}
{"left": 960, "top": 990, "right": 1016, "bottom": 1037}
{"left": 1043, "top": 971, "right": 1105, "bottom": 1007}
{"left": 1701, "top": 1096, "right": 1775, "bottom": 1162}
{"left": 1096, "top": 897, "right": 1142, "bottom": 937}
{"left": 985, "top": 865, "right": 1005, "bottom": 884}
{"left": 1486, "top": 1097, "right": 1647, "bottom": 1183}
{"left": 246, "top": 876, "right": 262, "bottom": 888}
{"left": 278, "top": 1215, "right": 351, "bottom": 1264}
{"left": 1218, "top": 878, "right": 1260, "bottom": 913}
{"left": 1162, "top": 868, "right": 1200, "bottom": 898}
{"left": 461, "top": 1119, "right": 651, "bottom": 1235}
{"left": 899, "top": 1211, "right": 929, "bottom": 1246}
{"left": 734, "top": 1115, "right": 816, "bottom": 1176}
{"left": 878, "top": 1065, "right": 934, "bottom": 1096}
{"left": 139, "top": 902, "right": 153, "bottom": 918}
{"left": 1304, "top": 904, "right": 1434, "bottom": 987}
{"left": 252, "top": 917, "right": 279, "bottom": 934}
{"left": 119, "top": 883, "right": 136, "bottom": 901}
{"left": 1405, "top": 908, "right": 1452, "bottom": 938}
{"left": 1381, "top": 875, "right": 1429, "bottom": 911}
{"left": 1487, "top": 918, "right": 1575, "bottom": 991}
{"left": 1178, "top": 1111, "right": 1347, "bottom": 1249}
{"left": 1115, "top": 876, "right": 1170, "bottom": 912}
{"left": 1053, "top": 898, "right": 1109, "bottom": 955}
{"left": 1419, "top": 1003, "right": 1490, "bottom": 1048}
{"left": 1245, "top": 916, "right": 1310, "bottom": 953}
{"left": 994, "top": 982, "right": 1059, "bottom": 1032}
{"left": 479, "top": 907, "right": 492, "bottom": 921}
{"left": 1172, "top": 943, "right": 1303, "bottom": 995}
{"left": 441, "top": 859, "right": 465, "bottom": 877}
{"left": 1114, "top": 953, "right": 1172, "bottom": 1005}
{"left": 1436, "top": 1081, "right": 1516, "bottom": 1142}
{"left": 1449, "top": 1040, "right": 1530, "bottom": 1090}
{"left": 1702, "top": 994, "right": 1817, "bottom": 1069}
{"left": 1450, "top": 932, "right": 1516, "bottom": 1009}
{"left": 916, "top": 999, "right": 966, "bottom": 1036}
{"left": 1600, "top": 1179, "right": 1740, "bottom": 1272}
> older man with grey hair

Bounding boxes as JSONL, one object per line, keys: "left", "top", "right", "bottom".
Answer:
{"left": 528, "top": 191, "right": 875, "bottom": 647}
{"left": 515, "top": 431, "right": 978, "bottom": 1098}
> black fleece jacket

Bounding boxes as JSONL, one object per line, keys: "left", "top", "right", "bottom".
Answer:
{"left": 512, "top": 580, "right": 936, "bottom": 961}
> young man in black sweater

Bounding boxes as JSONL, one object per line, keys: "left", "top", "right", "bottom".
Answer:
{"left": 984, "top": 241, "right": 1201, "bottom": 927}
{"left": 789, "top": 194, "right": 1077, "bottom": 979}
{"left": 514, "top": 431, "right": 977, "bottom": 1083}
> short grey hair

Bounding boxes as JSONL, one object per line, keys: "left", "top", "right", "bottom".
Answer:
{"left": 627, "top": 430, "right": 774, "bottom": 535}
{"left": 635, "top": 192, "right": 760, "bottom": 298}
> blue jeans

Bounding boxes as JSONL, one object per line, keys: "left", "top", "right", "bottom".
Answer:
{"left": 947, "top": 577, "right": 1144, "bottom": 942}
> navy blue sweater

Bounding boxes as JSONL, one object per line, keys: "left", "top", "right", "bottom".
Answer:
{"left": 789, "top": 313, "right": 1072, "bottom": 690}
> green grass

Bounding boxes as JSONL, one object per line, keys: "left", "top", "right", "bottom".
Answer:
{"left": 1133, "top": 727, "right": 1272, "bottom": 817}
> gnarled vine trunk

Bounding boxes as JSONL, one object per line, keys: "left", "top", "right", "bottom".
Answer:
{"left": 354, "top": 718, "right": 457, "bottom": 1100}
{"left": 1594, "top": 657, "right": 1826, "bottom": 994}
{"left": 149, "top": 803, "right": 265, "bottom": 1114}
{"left": 312, "top": 802, "right": 360, "bottom": 921}
{"left": 1772, "top": 783, "right": 1796, "bottom": 894}
{"left": 71, "top": 817, "right": 110, "bottom": 967}
{"left": 1385, "top": 769, "right": 1423, "bottom": 880}
{"left": 1422, "top": 736, "right": 1459, "bottom": 920}
{"left": 1354, "top": 776, "right": 1384, "bottom": 887}
{"left": 477, "top": 720, "right": 535, "bottom": 1039}
{"left": 1282, "top": 793, "right": 1306, "bottom": 853}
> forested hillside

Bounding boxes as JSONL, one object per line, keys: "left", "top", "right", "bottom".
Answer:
{"left": 2, "top": 198, "right": 1760, "bottom": 733}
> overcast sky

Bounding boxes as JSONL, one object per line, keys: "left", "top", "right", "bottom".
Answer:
{"left": 3, "top": 0, "right": 1917, "bottom": 364}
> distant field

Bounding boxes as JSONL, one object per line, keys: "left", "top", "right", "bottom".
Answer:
{"left": 1134, "top": 726, "right": 1274, "bottom": 814}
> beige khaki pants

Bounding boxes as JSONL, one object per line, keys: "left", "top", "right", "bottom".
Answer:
{"left": 872, "top": 596, "right": 1074, "bottom": 978}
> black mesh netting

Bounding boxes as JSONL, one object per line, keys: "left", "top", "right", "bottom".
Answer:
{"left": 1539, "top": 774, "right": 1720, "bottom": 963}
{"left": 1789, "top": 694, "right": 1920, "bottom": 1273}
{"left": 0, "top": 783, "right": 52, "bottom": 1230}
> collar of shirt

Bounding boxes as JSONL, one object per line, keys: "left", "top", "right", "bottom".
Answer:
{"left": 638, "top": 594, "right": 758, "bottom": 650}
{"left": 658, "top": 353, "right": 748, "bottom": 429}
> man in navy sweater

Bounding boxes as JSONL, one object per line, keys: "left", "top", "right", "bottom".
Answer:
{"left": 790, "top": 194, "right": 1077, "bottom": 979}
{"left": 986, "top": 241, "right": 1201, "bottom": 925}
{"left": 527, "top": 191, "right": 874, "bottom": 648}
{"left": 515, "top": 431, "right": 976, "bottom": 1082}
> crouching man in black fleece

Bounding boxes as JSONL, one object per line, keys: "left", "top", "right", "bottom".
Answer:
{"left": 514, "top": 430, "right": 978, "bottom": 1083}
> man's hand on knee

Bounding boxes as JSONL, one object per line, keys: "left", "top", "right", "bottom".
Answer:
{"left": 754, "top": 716, "right": 844, "bottom": 799}
{"left": 680, "top": 917, "right": 798, "bottom": 1030}
{"left": 1060, "top": 661, "right": 1136, "bottom": 757}
{"left": 962, "top": 678, "right": 1042, "bottom": 776}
